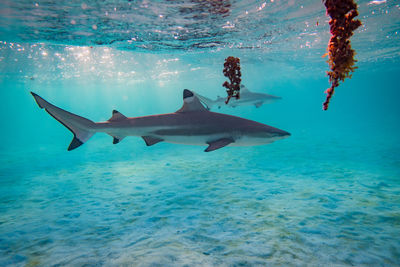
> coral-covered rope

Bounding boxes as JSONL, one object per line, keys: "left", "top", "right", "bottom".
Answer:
{"left": 323, "top": 0, "right": 362, "bottom": 110}
{"left": 222, "top": 56, "right": 241, "bottom": 104}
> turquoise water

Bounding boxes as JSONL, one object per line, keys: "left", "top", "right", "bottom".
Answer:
{"left": 1, "top": 1, "right": 400, "bottom": 266}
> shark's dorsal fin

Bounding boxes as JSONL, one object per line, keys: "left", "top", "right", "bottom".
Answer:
{"left": 109, "top": 110, "right": 127, "bottom": 121}
{"left": 176, "top": 89, "right": 208, "bottom": 113}
{"left": 241, "top": 85, "right": 250, "bottom": 93}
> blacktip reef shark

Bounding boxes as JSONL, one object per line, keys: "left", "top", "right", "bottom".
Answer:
{"left": 31, "top": 89, "right": 290, "bottom": 152}
{"left": 195, "top": 84, "right": 281, "bottom": 110}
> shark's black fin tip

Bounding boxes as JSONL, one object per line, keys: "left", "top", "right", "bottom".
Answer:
{"left": 142, "top": 136, "right": 163, "bottom": 146}
{"left": 30, "top": 91, "right": 44, "bottom": 109}
{"left": 109, "top": 110, "right": 126, "bottom": 121}
{"left": 183, "top": 89, "right": 194, "bottom": 99}
{"left": 68, "top": 137, "right": 83, "bottom": 151}
{"left": 204, "top": 138, "right": 234, "bottom": 152}
{"left": 113, "top": 137, "right": 120, "bottom": 144}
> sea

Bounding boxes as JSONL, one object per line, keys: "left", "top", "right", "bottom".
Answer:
{"left": 0, "top": 0, "right": 399, "bottom": 266}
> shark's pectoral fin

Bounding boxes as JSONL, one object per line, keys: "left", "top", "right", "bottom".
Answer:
{"left": 68, "top": 137, "right": 83, "bottom": 151}
{"left": 205, "top": 138, "right": 234, "bottom": 152}
{"left": 142, "top": 136, "right": 164, "bottom": 146}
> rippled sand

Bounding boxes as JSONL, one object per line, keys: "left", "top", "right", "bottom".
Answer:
{"left": 1, "top": 132, "right": 399, "bottom": 266}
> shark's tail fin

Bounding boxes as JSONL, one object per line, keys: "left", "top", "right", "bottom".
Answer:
{"left": 194, "top": 92, "right": 215, "bottom": 110}
{"left": 31, "top": 92, "right": 96, "bottom": 151}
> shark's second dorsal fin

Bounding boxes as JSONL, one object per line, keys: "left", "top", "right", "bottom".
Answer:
{"left": 108, "top": 110, "right": 127, "bottom": 121}
{"left": 176, "top": 89, "right": 208, "bottom": 113}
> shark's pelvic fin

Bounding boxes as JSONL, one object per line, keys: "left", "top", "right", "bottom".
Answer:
{"left": 205, "top": 138, "right": 234, "bottom": 152}
{"left": 142, "top": 136, "right": 164, "bottom": 146}
{"left": 31, "top": 92, "right": 96, "bottom": 151}
{"left": 176, "top": 89, "right": 209, "bottom": 113}
{"left": 109, "top": 110, "right": 127, "bottom": 122}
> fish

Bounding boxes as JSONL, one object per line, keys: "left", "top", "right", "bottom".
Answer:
{"left": 31, "top": 89, "right": 290, "bottom": 152}
{"left": 195, "top": 85, "right": 281, "bottom": 109}
{"left": 367, "top": 0, "right": 386, "bottom": 5}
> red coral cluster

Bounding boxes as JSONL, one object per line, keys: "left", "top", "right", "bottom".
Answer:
{"left": 222, "top": 56, "right": 241, "bottom": 104}
{"left": 323, "top": 0, "right": 362, "bottom": 110}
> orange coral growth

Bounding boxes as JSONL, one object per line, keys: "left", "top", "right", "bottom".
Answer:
{"left": 222, "top": 56, "right": 241, "bottom": 104}
{"left": 323, "top": 0, "right": 362, "bottom": 110}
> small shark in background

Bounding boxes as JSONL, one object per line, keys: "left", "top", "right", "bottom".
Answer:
{"left": 31, "top": 89, "right": 290, "bottom": 152}
{"left": 195, "top": 84, "right": 281, "bottom": 110}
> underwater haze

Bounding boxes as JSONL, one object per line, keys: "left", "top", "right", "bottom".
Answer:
{"left": 1, "top": 0, "right": 400, "bottom": 266}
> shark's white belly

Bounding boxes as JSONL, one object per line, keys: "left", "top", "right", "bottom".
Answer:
{"left": 161, "top": 134, "right": 227, "bottom": 146}
{"left": 105, "top": 125, "right": 281, "bottom": 147}
{"left": 151, "top": 133, "right": 278, "bottom": 147}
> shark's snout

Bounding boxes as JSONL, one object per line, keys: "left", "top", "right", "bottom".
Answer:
{"left": 250, "top": 126, "right": 290, "bottom": 142}
{"left": 277, "top": 129, "right": 291, "bottom": 137}
{"left": 264, "top": 127, "right": 291, "bottom": 139}
{"left": 272, "top": 129, "right": 290, "bottom": 141}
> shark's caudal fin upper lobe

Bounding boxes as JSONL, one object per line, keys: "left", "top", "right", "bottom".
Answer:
{"left": 31, "top": 92, "right": 96, "bottom": 151}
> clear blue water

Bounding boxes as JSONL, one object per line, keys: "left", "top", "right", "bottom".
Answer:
{"left": 1, "top": 1, "right": 400, "bottom": 266}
